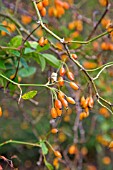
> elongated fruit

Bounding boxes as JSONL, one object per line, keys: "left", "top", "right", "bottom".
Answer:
{"left": 42, "top": 0, "right": 49, "bottom": 7}
{"left": 37, "top": 2, "right": 43, "bottom": 11}
{"left": 56, "top": 108, "right": 62, "bottom": 116}
{"left": 61, "top": 98, "right": 68, "bottom": 108}
{"left": 55, "top": 99, "right": 62, "bottom": 110}
{"left": 54, "top": 151, "right": 62, "bottom": 158}
{"left": 40, "top": 7, "right": 46, "bottom": 17}
{"left": 66, "top": 97, "right": 76, "bottom": 104}
{"left": 51, "top": 107, "right": 58, "bottom": 119}
{"left": 58, "top": 91, "right": 65, "bottom": 100}
{"left": 59, "top": 67, "right": 66, "bottom": 76}
{"left": 71, "top": 54, "right": 78, "bottom": 60}
{"left": 70, "top": 82, "right": 79, "bottom": 90}
{"left": 39, "top": 36, "right": 45, "bottom": 47}
{"left": 88, "top": 96, "right": 94, "bottom": 108}
{"left": 58, "top": 76, "right": 64, "bottom": 86}
{"left": 67, "top": 71, "right": 74, "bottom": 81}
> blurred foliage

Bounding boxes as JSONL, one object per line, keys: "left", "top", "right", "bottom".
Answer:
{"left": 0, "top": 0, "right": 113, "bottom": 170}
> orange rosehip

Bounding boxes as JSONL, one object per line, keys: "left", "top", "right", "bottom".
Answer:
{"left": 42, "top": 0, "right": 49, "bottom": 7}
{"left": 54, "top": 151, "right": 62, "bottom": 158}
{"left": 63, "top": 2, "right": 69, "bottom": 9}
{"left": 80, "top": 96, "right": 85, "bottom": 105}
{"left": 0, "top": 107, "right": 2, "bottom": 117}
{"left": 71, "top": 54, "right": 78, "bottom": 60}
{"left": 51, "top": 128, "right": 58, "bottom": 134}
{"left": 70, "top": 82, "right": 79, "bottom": 90}
{"left": 59, "top": 66, "right": 66, "bottom": 76}
{"left": 21, "top": 15, "right": 32, "bottom": 25}
{"left": 88, "top": 96, "right": 94, "bottom": 108}
{"left": 51, "top": 107, "right": 58, "bottom": 119}
{"left": 61, "top": 98, "right": 68, "bottom": 108}
{"left": 56, "top": 108, "right": 62, "bottom": 116}
{"left": 61, "top": 54, "right": 68, "bottom": 62}
{"left": 58, "top": 91, "right": 65, "bottom": 101}
{"left": 101, "top": 42, "right": 109, "bottom": 50}
{"left": 55, "top": 99, "right": 62, "bottom": 110}
{"left": 37, "top": 1, "right": 43, "bottom": 11}
{"left": 68, "top": 145, "right": 78, "bottom": 155}
{"left": 40, "top": 7, "right": 46, "bottom": 17}
{"left": 39, "top": 36, "right": 45, "bottom": 47}
{"left": 79, "top": 112, "right": 87, "bottom": 120}
{"left": 66, "top": 97, "right": 76, "bottom": 104}
{"left": 67, "top": 71, "right": 74, "bottom": 81}
{"left": 58, "top": 76, "right": 64, "bottom": 87}
{"left": 83, "top": 61, "right": 97, "bottom": 69}
{"left": 44, "top": 38, "right": 48, "bottom": 45}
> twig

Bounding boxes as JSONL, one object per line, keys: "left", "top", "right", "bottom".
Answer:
{"left": 87, "top": 0, "right": 110, "bottom": 40}
{"left": 93, "top": 63, "right": 113, "bottom": 80}
{"left": 0, "top": 139, "right": 40, "bottom": 147}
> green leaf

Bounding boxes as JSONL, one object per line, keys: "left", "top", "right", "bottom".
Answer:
{"left": 22, "top": 90, "right": 37, "bottom": 100}
{"left": 9, "top": 50, "right": 20, "bottom": 57}
{"left": 37, "top": 43, "right": 50, "bottom": 52}
{"left": 40, "top": 141, "right": 48, "bottom": 155}
{"left": 42, "top": 54, "right": 61, "bottom": 68}
{"left": 0, "top": 60, "right": 6, "bottom": 70}
{"left": 24, "top": 47, "right": 35, "bottom": 54}
{"left": 9, "top": 35, "right": 22, "bottom": 48}
{"left": 27, "top": 41, "right": 38, "bottom": 49}
{"left": 18, "top": 67, "right": 36, "bottom": 77}
{"left": 38, "top": 55, "right": 46, "bottom": 71}
{"left": 44, "top": 159, "right": 54, "bottom": 170}
{"left": 20, "top": 58, "right": 28, "bottom": 68}
{"left": 0, "top": 25, "right": 10, "bottom": 35}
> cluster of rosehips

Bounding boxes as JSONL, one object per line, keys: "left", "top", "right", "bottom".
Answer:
{"left": 101, "top": 41, "right": 113, "bottom": 51}
{"left": 36, "top": 0, "right": 49, "bottom": 17}
{"left": 1, "top": 20, "right": 16, "bottom": 36}
{"left": 48, "top": 0, "right": 69, "bottom": 18}
{"left": 50, "top": 63, "right": 79, "bottom": 128}
{"left": 79, "top": 96, "right": 94, "bottom": 120}
{"left": 38, "top": 36, "right": 48, "bottom": 47}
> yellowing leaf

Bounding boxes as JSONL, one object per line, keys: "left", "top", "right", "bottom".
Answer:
{"left": 22, "top": 91, "right": 37, "bottom": 100}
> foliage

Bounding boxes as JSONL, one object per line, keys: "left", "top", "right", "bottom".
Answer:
{"left": 0, "top": 0, "right": 113, "bottom": 169}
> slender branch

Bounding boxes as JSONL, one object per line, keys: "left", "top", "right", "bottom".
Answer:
{"left": 0, "top": 73, "right": 48, "bottom": 88}
{"left": 33, "top": 1, "right": 62, "bottom": 42}
{"left": 86, "top": 61, "right": 113, "bottom": 72}
{"left": 93, "top": 63, "right": 113, "bottom": 80}
{"left": 66, "top": 29, "right": 112, "bottom": 44}
{"left": 87, "top": 0, "right": 110, "bottom": 40}
{"left": 0, "top": 139, "right": 40, "bottom": 147}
